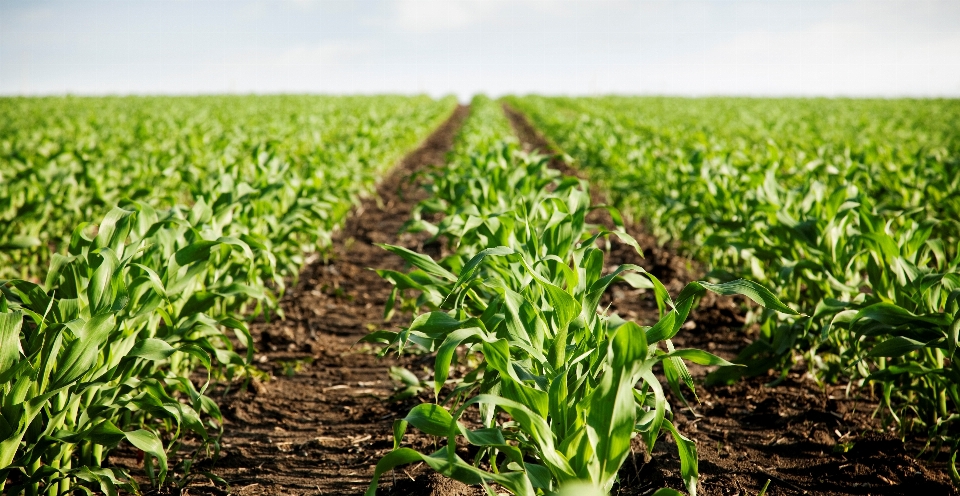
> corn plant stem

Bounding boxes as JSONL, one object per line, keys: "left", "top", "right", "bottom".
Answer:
{"left": 46, "top": 456, "right": 60, "bottom": 496}
{"left": 58, "top": 448, "right": 72, "bottom": 495}
{"left": 951, "top": 450, "right": 959, "bottom": 485}
{"left": 26, "top": 457, "right": 41, "bottom": 496}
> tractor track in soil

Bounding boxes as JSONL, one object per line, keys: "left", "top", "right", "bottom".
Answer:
{"left": 503, "top": 104, "right": 958, "bottom": 496}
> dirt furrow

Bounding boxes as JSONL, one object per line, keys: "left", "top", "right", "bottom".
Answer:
{"left": 183, "top": 105, "right": 470, "bottom": 496}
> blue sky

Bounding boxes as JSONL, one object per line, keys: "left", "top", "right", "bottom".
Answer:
{"left": 1, "top": 0, "right": 958, "bottom": 98}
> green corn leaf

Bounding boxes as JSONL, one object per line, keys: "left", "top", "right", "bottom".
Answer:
{"left": 698, "top": 279, "right": 799, "bottom": 315}
{"left": 454, "top": 246, "right": 514, "bottom": 288}
{"left": 586, "top": 322, "right": 648, "bottom": 485}
{"left": 663, "top": 349, "right": 738, "bottom": 367}
{"left": 664, "top": 419, "right": 698, "bottom": 496}
{"left": 129, "top": 338, "right": 176, "bottom": 361}
{"left": 73, "top": 466, "right": 134, "bottom": 496}
{"left": 7, "top": 280, "right": 53, "bottom": 316}
{"left": 88, "top": 249, "right": 120, "bottom": 316}
{"left": 405, "top": 404, "right": 457, "bottom": 437}
{"left": 366, "top": 446, "right": 536, "bottom": 496}
{"left": 461, "top": 427, "right": 506, "bottom": 447}
{"left": 173, "top": 240, "right": 220, "bottom": 266}
{"left": 645, "top": 310, "right": 677, "bottom": 343}
{"left": 94, "top": 207, "right": 136, "bottom": 257}
{"left": 1, "top": 386, "right": 69, "bottom": 465}
{"left": 949, "top": 314, "right": 959, "bottom": 356}
{"left": 868, "top": 336, "right": 926, "bottom": 357}
{"left": 409, "top": 311, "right": 463, "bottom": 337}
{"left": 220, "top": 317, "right": 254, "bottom": 363}
{"left": 854, "top": 303, "right": 947, "bottom": 327}
{"left": 519, "top": 256, "right": 581, "bottom": 330}
{"left": 392, "top": 419, "right": 408, "bottom": 450}
{"left": 0, "top": 311, "right": 22, "bottom": 378}
{"left": 378, "top": 244, "right": 457, "bottom": 282}
{"left": 482, "top": 338, "right": 550, "bottom": 416}
{"left": 50, "top": 313, "right": 115, "bottom": 389}
{"left": 523, "top": 463, "right": 552, "bottom": 489}
{"left": 637, "top": 369, "right": 667, "bottom": 453}
{"left": 216, "top": 236, "right": 255, "bottom": 260}
{"left": 434, "top": 327, "right": 484, "bottom": 395}
{"left": 124, "top": 429, "right": 167, "bottom": 484}
{"left": 390, "top": 366, "right": 421, "bottom": 388}
{"left": 463, "top": 394, "right": 574, "bottom": 478}
{"left": 650, "top": 488, "right": 685, "bottom": 496}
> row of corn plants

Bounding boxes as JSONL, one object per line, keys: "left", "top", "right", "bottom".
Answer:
{"left": 506, "top": 95, "right": 960, "bottom": 480}
{"left": 0, "top": 95, "right": 456, "bottom": 281}
{"left": 0, "top": 96, "right": 458, "bottom": 494}
{"left": 363, "top": 96, "right": 797, "bottom": 495}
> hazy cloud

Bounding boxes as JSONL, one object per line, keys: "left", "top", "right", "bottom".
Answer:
{"left": 0, "top": 0, "right": 957, "bottom": 97}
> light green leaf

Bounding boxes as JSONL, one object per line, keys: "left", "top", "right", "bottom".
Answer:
{"left": 699, "top": 279, "right": 799, "bottom": 315}
{"left": 664, "top": 349, "right": 738, "bottom": 367}
{"left": 125, "top": 429, "right": 167, "bottom": 484}
{"left": 378, "top": 244, "right": 457, "bottom": 282}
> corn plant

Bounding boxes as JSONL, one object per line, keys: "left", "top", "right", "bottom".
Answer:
{"left": 0, "top": 195, "right": 266, "bottom": 494}
{"left": 0, "top": 95, "right": 458, "bottom": 494}
{"left": 0, "top": 95, "right": 457, "bottom": 281}
{"left": 506, "top": 95, "right": 960, "bottom": 479}
{"left": 364, "top": 97, "right": 797, "bottom": 495}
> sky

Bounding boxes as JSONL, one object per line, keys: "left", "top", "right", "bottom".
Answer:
{"left": 1, "top": 0, "right": 959, "bottom": 99}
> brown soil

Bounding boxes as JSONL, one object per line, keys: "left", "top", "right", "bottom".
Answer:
{"left": 503, "top": 104, "right": 958, "bottom": 496}
{"left": 172, "top": 105, "right": 470, "bottom": 496}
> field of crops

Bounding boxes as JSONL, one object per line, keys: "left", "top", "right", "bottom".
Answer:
{"left": 0, "top": 95, "right": 456, "bottom": 494}
{"left": 0, "top": 95, "right": 455, "bottom": 281}
{"left": 2, "top": 93, "right": 959, "bottom": 495}
{"left": 509, "top": 95, "right": 960, "bottom": 484}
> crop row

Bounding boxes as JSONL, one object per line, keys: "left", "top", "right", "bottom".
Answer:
{"left": 363, "top": 96, "right": 795, "bottom": 495}
{"left": 506, "top": 96, "right": 960, "bottom": 479}
{"left": 0, "top": 96, "right": 457, "bottom": 495}
{"left": 1, "top": 95, "right": 456, "bottom": 281}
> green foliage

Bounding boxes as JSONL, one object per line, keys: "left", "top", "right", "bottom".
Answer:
{"left": 0, "top": 95, "right": 456, "bottom": 495}
{"left": 364, "top": 96, "right": 794, "bottom": 495}
{"left": 507, "top": 95, "right": 960, "bottom": 469}
{"left": 0, "top": 95, "right": 456, "bottom": 282}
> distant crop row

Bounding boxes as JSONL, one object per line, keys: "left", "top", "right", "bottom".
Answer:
{"left": 508, "top": 95, "right": 960, "bottom": 480}
{"left": 364, "top": 96, "right": 794, "bottom": 495}
{"left": 0, "top": 95, "right": 456, "bottom": 495}
{"left": 0, "top": 95, "right": 454, "bottom": 281}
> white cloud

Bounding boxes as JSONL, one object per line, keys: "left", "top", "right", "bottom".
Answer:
{"left": 1, "top": 0, "right": 958, "bottom": 96}
{"left": 390, "top": 0, "right": 573, "bottom": 33}
{"left": 271, "top": 41, "right": 375, "bottom": 67}
{"left": 631, "top": 0, "right": 960, "bottom": 96}
{"left": 391, "top": 0, "right": 500, "bottom": 33}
